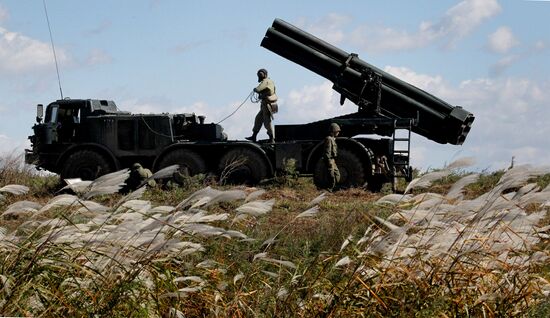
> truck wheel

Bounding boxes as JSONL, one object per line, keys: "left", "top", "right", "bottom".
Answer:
{"left": 313, "top": 149, "right": 365, "bottom": 189}
{"left": 60, "top": 150, "right": 113, "bottom": 181}
{"left": 157, "top": 149, "right": 206, "bottom": 176}
{"left": 218, "top": 148, "right": 267, "bottom": 185}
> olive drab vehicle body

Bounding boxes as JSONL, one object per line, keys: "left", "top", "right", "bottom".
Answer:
{"left": 25, "top": 19, "right": 474, "bottom": 191}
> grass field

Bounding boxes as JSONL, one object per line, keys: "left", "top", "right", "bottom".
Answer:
{"left": 1, "top": 154, "right": 550, "bottom": 317}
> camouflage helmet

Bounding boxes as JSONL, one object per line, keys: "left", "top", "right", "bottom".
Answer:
{"left": 132, "top": 163, "right": 142, "bottom": 170}
{"left": 257, "top": 68, "right": 268, "bottom": 77}
{"left": 330, "top": 123, "right": 341, "bottom": 133}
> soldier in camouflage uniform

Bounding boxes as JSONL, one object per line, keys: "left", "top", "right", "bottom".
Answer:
{"left": 246, "top": 68, "right": 277, "bottom": 143}
{"left": 325, "top": 123, "right": 341, "bottom": 190}
{"left": 124, "top": 163, "right": 156, "bottom": 192}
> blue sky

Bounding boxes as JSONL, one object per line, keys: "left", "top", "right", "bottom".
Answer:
{"left": 0, "top": 0, "right": 549, "bottom": 171}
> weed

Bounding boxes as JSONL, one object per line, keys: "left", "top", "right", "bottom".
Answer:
{"left": 273, "top": 158, "right": 300, "bottom": 187}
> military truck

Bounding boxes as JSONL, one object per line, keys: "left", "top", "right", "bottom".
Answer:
{"left": 25, "top": 19, "right": 474, "bottom": 191}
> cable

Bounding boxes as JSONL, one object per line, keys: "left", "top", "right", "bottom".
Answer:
{"left": 140, "top": 116, "right": 185, "bottom": 139}
{"left": 43, "top": 0, "right": 64, "bottom": 99}
{"left": 216, "top": 91, "right": 256, "bottom": 125}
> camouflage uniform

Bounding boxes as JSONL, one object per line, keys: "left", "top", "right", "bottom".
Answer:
{"left": 247, "top": 69, "right": 277, "bottom": 143}
{"left": 125, "top": 163, "right": 156, "bottom": 191}
{"left": 325, "top": 124, "right": 341, "bottom": 190}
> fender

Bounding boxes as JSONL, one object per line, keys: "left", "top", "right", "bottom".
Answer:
{"left": 305, "top": 137, "right": 374, "bottom": 173}
{"left": 153, "top": 141, "right": 274, "bottom": 175}
{"left": 56, "top": 143, "right": 120, "bottom": 171}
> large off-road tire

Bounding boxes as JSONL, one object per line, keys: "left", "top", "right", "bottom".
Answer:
{"left": 313, "top": 148, "right": 366, "bottom": 190}
{"left": 60, "top": 150, "right": 113, "bottom": 180}
{"left": 218, "top": 148, "right": 268, "bottom": 185}
{"left": 156, "top": 149, "right": 206, "bottom": 176}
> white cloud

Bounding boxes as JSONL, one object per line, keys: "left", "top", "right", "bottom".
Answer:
{"left": 295, "top": 14, "right": 353, "bottom": 44}
{"left": 387, "top": 66, "right": 550, "bottom": 118}
{"left": 384, "top": 66, "right": 447, "bottom": 94}
{"left": 350, "top": 25, "right": 435, "bottom": 52}
{"left": 440, "top": 0, "right": 502, "bottom": 42}
{"left": 350, "top": 0, "right": 501, "bottom": 52}
{"left": 280, "top": 81, "right": 356, "bottom": 124}
{"left": 487, "top": 26, "right": 519, "bottom": 53}
{"left": 410, "top": 145, "right": 428, "bottom": 169}
{"left": 0, "top": 27, "right": 70, "bottom": 75}
{"left": 382, "top": 66, "right": 550, "bottom": 169}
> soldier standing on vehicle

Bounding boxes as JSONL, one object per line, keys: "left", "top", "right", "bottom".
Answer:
{"left": 246, "top": 68, "right": 278, "bottom": 143}
{"left": 123, "top": 163, "right": 156, "bottom": 192}
{"left": 325, "top": 123, "right": 341, "bottom": 190}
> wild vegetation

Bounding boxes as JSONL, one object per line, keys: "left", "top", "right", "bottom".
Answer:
{"left": 1, "top": 154, "right": 549, "bottom": 317}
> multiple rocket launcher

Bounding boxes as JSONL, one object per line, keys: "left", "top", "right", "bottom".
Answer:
{"left": 260, "top": 19, "right": 474, "bottom": 145}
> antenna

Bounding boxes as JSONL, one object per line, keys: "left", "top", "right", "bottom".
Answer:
{"left": 42, "top": 0, "right": 64, "bottom": 99}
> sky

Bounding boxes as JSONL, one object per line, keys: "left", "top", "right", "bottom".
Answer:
{"left": 0, "top": 0, "right": 549, "bottom": 172}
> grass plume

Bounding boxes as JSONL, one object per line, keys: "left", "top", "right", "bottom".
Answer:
{"left": 0, "top": 155, "right": 549, "bottom": 316}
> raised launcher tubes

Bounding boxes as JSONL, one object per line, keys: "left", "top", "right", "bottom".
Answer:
{"left": 261, "top": 18, "right": 474, "bottom": 145}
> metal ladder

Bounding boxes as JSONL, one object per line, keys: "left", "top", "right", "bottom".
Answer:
{"left": 391, "top": 119, "right": 413, "bottom": 191}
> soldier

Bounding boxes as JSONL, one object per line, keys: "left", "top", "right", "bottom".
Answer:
{"left": 124, "top": 163, "right": 156, "bottom": 192}
{"left": 246, "top": 68, "right": 277, "bottom": 143}
{"left": 325, "top": 123, "right": 341, "bottom": 190}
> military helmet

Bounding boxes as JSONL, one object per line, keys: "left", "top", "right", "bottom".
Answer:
{"left": 132, "top": 163, "right": 142, "bottom": 170}
{"left": 330, "top": 123, "right": 341, "bottom": 133}
{"left": 257, "top": 68, "right": 268, "bottom": 77}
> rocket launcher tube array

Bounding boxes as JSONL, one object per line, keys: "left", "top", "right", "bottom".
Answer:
{"left": 260, "top": 19, "right": 474, "bottom": 145}
{"left": 268, "top": 19, "right": 454, "bottom": 113}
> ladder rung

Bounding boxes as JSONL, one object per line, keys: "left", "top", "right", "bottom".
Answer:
{"left": 393, "top": 138, "right": 410, "bottom": 141}
{"left": 394, "top": 150, "right": 409, "bottom": 153}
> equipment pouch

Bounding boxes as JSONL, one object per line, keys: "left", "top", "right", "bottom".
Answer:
{"left": 268, "top": 103, "right": 278, "bottom": 114}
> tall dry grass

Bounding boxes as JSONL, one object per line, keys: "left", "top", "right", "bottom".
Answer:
{"left": 0, "top": 152, "right": 36, "bottom": 185}
{"left": 0, "top": 152, "right": 59, "bottom": 203}
{"left": 0, "top": 157, "right": 549, "bottom": 317}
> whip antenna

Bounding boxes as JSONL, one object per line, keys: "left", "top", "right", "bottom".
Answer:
{"left": 42, "top": 0, "right": 63, "bottom": 99}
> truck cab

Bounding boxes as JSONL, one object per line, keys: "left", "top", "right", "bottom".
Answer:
{"left": 25, "top": 98, "right": 228, "bottom": 181}
{"left": 26, "top": 99, "right": 119, "bottom": 173}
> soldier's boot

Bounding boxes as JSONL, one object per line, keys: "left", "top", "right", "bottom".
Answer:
{"left": 267, "top": 132, "right": 275, "bottom": 144}
{"left": 245, "top": 132, "right": 258, "bottom": 142}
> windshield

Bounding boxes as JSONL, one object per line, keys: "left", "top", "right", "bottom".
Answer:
{"left": 45, "top": 104, "right": 59, "bottom": 124}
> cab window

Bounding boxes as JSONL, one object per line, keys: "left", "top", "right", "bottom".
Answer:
{"left": 45, "top": 104, "right": 59, "bottom": 123}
